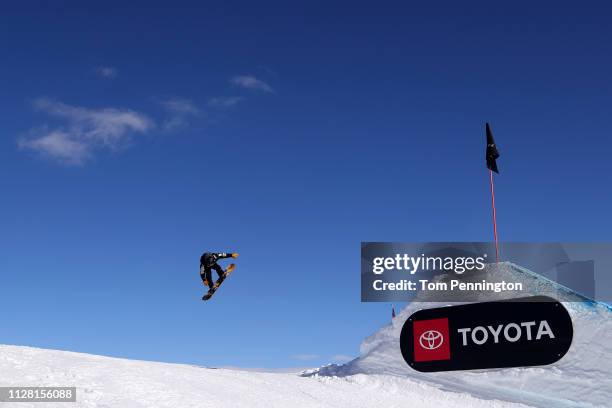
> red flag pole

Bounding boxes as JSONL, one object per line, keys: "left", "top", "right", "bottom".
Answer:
{"left": 489, "top": 169, "right": 500, "bottom": 262}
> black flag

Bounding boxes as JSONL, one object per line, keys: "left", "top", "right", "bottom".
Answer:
{"left": 486, "top": 122, "right": 500, "bottom": 173}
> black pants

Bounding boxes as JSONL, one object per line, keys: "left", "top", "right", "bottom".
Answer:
{"left": 200, "top": 263, "right": 224, "bottom": 289}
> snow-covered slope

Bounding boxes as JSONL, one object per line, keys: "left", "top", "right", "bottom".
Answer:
{"left": 2, "top": 262, "right": 608, "bottom": 407}
{"left": 313, "top": 263, "right": 612, "bottom": 408}
{"left": 0, "top": 344, "right": 528, "bottom": 408}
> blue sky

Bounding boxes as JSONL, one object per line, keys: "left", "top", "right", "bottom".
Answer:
{"left": 1, "top": 1, "right": 611, "bottom": 368}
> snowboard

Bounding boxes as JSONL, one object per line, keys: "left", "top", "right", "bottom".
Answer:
{"left": 202, "top": 263, "right": 236, "bottom": 301}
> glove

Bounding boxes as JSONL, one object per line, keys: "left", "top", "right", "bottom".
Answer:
{"left": 232, "top": 252, "right": 239, "bottom": 258}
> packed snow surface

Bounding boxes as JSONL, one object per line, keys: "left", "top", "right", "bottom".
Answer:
{"left": 2, "top": 263, "right": 609, "bottom": 407}
{"left": 0, "top": 344, "right": 527, "bottom": 408}
{"left": 314, "top": 263, "right": 612, "bottom": 408}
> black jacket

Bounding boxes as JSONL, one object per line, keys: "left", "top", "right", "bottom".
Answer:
{"left": 200, "top": 252, "right": 232, "bottom": 268}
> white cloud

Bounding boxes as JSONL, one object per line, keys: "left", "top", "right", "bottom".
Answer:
{"left": 94, "top": 66, "right": 118, "bottom": 78}
{"left": 157, "top": 97, "right": 201, "bottom": 131}
{"left": 19, "top": 98, "right": 153, "bottom": 165}
{"left": 162, "top": 116, "right": 189, "bottom": 132}
{"left": 230, "top": 75, "right": 274, "bottom": 93}
{"left": 208, "top": 96, "right": 244, "bottom": 108}
{"left": 18, "top": 130, "right": 90, "bottom": 165}
{"left": 291, "top": 354, "right": 320, "bottom": 361}
{"left": 159, "top": 97, "right": 200, "bottom": 115}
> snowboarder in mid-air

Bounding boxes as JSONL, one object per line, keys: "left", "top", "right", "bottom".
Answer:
{"left": 200, "top": 252, "right": 238, "bottom": 298}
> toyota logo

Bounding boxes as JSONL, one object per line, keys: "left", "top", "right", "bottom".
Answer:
{"left": 419, "top": 330, "right": 444, "bottom": 350}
